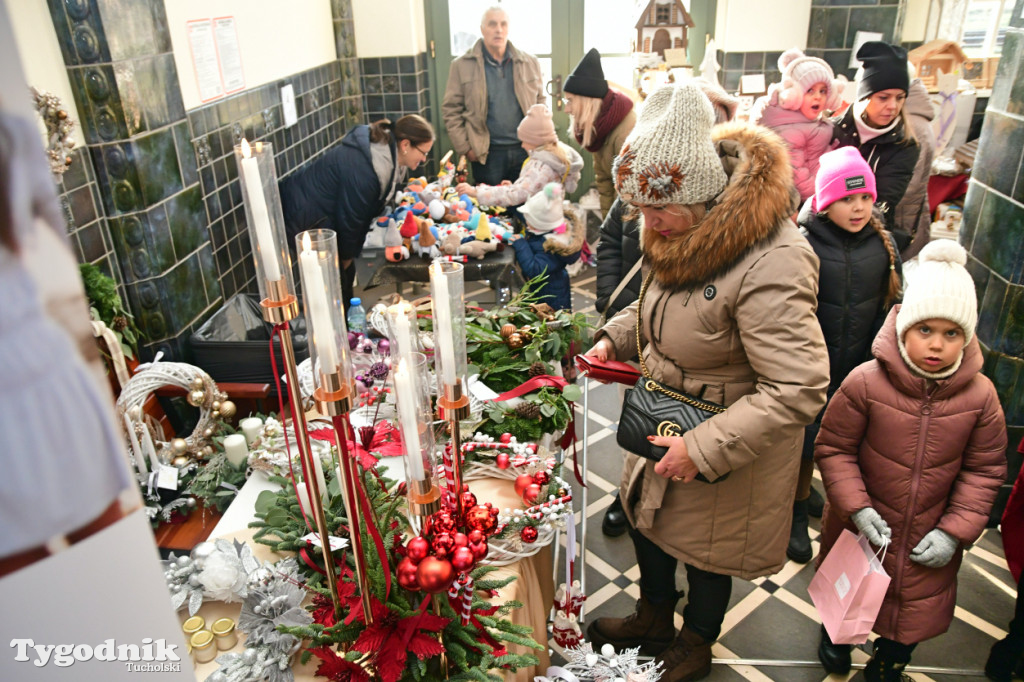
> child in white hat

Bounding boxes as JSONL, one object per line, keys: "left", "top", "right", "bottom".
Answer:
{"left": 815, "top": 239, "right": 1006, "bottom": 680}
{"left": 510, "top": 183, "right": 583, "bottom": 310}
{"left": 751, "top": 48, "right": 846, "bottom": 200}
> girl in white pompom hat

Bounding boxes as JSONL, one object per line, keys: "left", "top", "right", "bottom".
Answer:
{"left": 815, "top": 239, "right": 1006, "bottom": 681}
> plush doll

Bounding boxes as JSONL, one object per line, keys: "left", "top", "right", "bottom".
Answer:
{"left": 383, "top": 220, "right": 408, "bottom": 262}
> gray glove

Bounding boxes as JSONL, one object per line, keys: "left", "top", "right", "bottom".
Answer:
{"left": 851, "top": 507, "right": 891, "bottom": 547}
{"left": 910, "top": 528, "right": 958, "bottom": 568}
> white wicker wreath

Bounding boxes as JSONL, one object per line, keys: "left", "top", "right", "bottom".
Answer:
{"left": 116, "top": 361, "right": 233, "bottom": 464}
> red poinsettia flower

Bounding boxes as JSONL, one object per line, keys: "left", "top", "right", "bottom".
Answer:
{"left": 350, "top": 597, "right": 448, "bottom": 682}
{"left": 309, "top": 646, "right": 371, "bottom": 682}
{"left": 311, "top": 568, "right": 356, "bottom": 629}
{"left": 309, "top": 422, "right": 403, "bottom": 469}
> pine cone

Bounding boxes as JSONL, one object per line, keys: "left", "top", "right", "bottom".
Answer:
{"left": 112, "top": 315, "right": 128, "bottom": 332}
{"left": 528, "top": 362, "right": 547, "bottom": 377}
{"left": 515, "top": 402, "right": 541, "bottom": 419}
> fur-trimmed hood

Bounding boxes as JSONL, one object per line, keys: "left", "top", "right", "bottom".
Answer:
{"left": 641, "top": 122, "right": 798, "bottom": 289}
{"left": 542, "top": 207, "right": 585, "bottom": 257}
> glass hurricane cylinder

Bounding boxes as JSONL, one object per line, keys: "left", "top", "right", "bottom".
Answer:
{"left": 393, "top": 352, "right": 440, "bottom": 517}
{"left": 235, "top": 139, "right": 294, "bottom": 307}
{"left": 296, "top": 229, "right": 353, "bottom": 414}
{"left": 428, "top": 261, "right": 467, "bottom": 397}
{"left": 386, "top": 301, "right": 421, "bottom": 376}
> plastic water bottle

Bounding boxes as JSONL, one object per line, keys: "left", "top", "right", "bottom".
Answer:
{"left": 347, "top": 297, "right": 367, "bottom": 334}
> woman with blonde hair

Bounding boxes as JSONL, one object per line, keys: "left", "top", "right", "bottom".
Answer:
{"left": 563, "top": 48, "right": 636, "bottom": 217}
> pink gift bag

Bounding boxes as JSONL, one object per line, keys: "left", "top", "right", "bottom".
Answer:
{"left": 808, "top": 529, "right": 891, "bottom": 644}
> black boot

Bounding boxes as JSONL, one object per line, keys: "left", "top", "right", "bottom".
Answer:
{"left": 864, "top": 656, "right": 912, "bottom": 682}
{"left": 986, "top": 622, "right": 1024, "bottom": 681}
{"left": 817, "top": 625, "right": 851, "bottom": 675}
{"left": 807, "top": 486, "right": 825, "bottom": 518}
{"left": 602, "top": 492, "right": 627, "bottom": 537}
{"left": 787, "top": 499, "right": 813, "bottom": 563}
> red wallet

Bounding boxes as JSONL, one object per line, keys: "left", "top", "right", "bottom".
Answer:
{"left": 574, "top": 355, "right": 642, "bottom": 386}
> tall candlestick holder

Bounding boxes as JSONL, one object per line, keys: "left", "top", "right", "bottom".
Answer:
{"left": 236, "top": 140, "right": 340, "bottom": 619}
{"left": 391, "top": 352, "right": 441, "bottom": 526}
{"left": 429, "top": 261, "right": 470, "bottom": 519}
{"left": 297, "top": 229, "right": 372, "bottom": 625}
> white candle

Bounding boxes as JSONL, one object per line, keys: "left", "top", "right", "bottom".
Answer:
{"left": 139, "top": 423, "right": 159, "bottom": 470}
{"left": 240, "top": 417, "right": 263, "bottom": 444}
{"left": 123, "top": 412, "right": 148, "bottom": 476}
{"left": 298, "top": 234, "right": 339, "bottom": 374}
{"left": 430, "top": 266, "right": 457, "bottom": 385}
{"left": 239, "top": 139, "right": 282, "bottom": 282}
{"left": 393, "top": 358, "right": 425, "bottom": 480}
{"left": 222, "top": 433, "right": 249, "bottom": 467}
{"left": 390, "top": 302, "right": 416, "bottom": 374}
{"left": 295, "top": 481, "right": 312, "bottom": 518}
{"left": 308, "top": 452, "right": 328, "bottom": 501}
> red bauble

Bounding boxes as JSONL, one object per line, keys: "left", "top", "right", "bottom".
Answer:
{"left": 467, "top": 530, "right": 485, "bottom": 544}
{"left": 453, "top": 532, "right": 469, "bottom": 548}
{"left": 496, "top": 453, "right": 510, "bottom": 469}
{"left": 431, "top": 532, "right": 455, "bottom": 558}
{"left": 499, "top": 433, "right": 512, "bottom": 444}
{"left": 523, "top": 483, "right": 542, "bottom": 504}
{"left": 407, "top": 536, "right": 430, "bottom": 564}
{"left": 416, "top": 556, "right": 456, "bottom": 593}
{"left": 397, "top": 557, "right": 421, "bottom": 590}
{"left": 520, "top": 526, "right": 539, "bottom": 543}
{"left": 460, "top": 491, "right": 478, "bottom": 510}
{"left": 469, "top": 539, "right": 488, "bottom": 561}
{"left": 465, "top": 505, "right": 498, "bottom": 534}
{"left": 533, "top": 471, "right": 551, "bottom": 486}
{"left": 514, "top": 474, "right": 535, "bottom": 497}
{"left": 451, "top": 546, "right": 475, "bottom": 572}
{"left": 430, "top": 510, "right": 456, "bottom": 536}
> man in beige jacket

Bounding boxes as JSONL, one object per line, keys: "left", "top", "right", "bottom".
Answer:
{"left": 441, "top": 6, "right": 544, "bottom": 186}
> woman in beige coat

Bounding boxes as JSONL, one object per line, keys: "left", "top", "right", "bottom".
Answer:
{"left": 584, "top": 83, "right": 830, "bottom": 682}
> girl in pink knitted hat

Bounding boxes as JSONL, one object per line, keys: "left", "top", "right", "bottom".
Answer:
{"left": 456, "top": 104, "right": 582, "bottom": 207}
{"left": 751, "top": 48, "right": 846, "bottom": 201}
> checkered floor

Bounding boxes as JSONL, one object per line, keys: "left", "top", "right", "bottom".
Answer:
{"left": 353, "top": 255, "right": 1017, "bottom": 681}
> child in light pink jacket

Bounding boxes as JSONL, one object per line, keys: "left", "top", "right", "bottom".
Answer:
{"left": 456, "top": 104, "right": 583, "bottom": 207}
{"left": 751, "top": 48, "right": 845, "bottom": 201}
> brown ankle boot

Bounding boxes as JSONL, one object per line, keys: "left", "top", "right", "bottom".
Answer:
{"left": 656, "top": 626, "right": 713, "bottom": 682}
{"left": 585, "top": 595, "right": 677, "bottom": 656}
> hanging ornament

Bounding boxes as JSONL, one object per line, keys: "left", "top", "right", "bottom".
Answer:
{"left": 520, "top": 526, "right": 539, "bottom": 544}
{"left": 31, "top": 88, "right": 76, "bottom": 176}
{"left": 415, "top": 556, "right": 455, "bottom": 593}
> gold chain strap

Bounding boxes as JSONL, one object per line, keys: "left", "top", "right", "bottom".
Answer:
{"left": 635, "top": 271, "right": 726, "bottom": 415}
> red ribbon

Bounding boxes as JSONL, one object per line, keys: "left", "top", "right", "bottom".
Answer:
{"left": 491, "top": 375, "right": 584, "bottom": 486}
{"left": 333, "top": 414, "right": 392, "bottom": 600}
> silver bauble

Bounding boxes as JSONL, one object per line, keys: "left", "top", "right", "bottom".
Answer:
{"left": 188, "top": 573, "right": 201, "bottom": 587}
{"left": 246, "top": 567, "right": 274, "bottom": 590}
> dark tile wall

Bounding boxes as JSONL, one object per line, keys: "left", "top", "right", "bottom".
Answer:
{"left": 717, "top": 50, "right": 784, "bottom": 93}
{"left": 186, "top": 60, "right": 363, "bottom": 304}
{"left": 57, "top": 147, "right": 114, "bottom": 275}
{"left": 359, "top": 52, "right": 436, "bottom": 174}
{"left": 961, "top": 0, "right": 1024, "bottom": 432}
{"left": 46, "top": 0, "right": 362, "bottom": 362}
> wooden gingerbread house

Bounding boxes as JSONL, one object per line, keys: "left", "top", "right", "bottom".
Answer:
{"left": 635, "top": 0, "right": 695, "bottom": 59}
{"left": 907, "top": 40, "right": 968, "bottom": 89}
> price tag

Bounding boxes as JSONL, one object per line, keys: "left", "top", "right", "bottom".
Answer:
{"left": 301, "top": 533, "right": 349, "bottom": 552}
{"left": 156, "top": 464, "right": 179, "bottom": 490}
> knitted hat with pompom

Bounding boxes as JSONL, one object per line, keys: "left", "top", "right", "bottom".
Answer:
{"left": 775, "top": 48, "right": 844, "bottom": 112}
{"left": 520, "top": 183, "right": 566, "bottom": 233}
{"left": 896, "top": 239, "right": 977, "bottom": 344}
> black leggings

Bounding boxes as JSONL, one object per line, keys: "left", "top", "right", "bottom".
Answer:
{"left": 630, "top": 525, "right": 732, "bottom": 641}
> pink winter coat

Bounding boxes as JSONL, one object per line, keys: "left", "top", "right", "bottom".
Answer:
{"left": 815, "top": 305, "right": 1007, "bottom": 644}
{"left": 752, "top": 103, "right": 834, "bottom": 201}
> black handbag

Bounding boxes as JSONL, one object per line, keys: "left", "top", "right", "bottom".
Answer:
{"left": 615, "top": 271, "right": 729, "bottom": 483}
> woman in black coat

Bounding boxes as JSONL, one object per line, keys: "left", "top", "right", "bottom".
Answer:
{"left": 831, "top": 42, "right": 919, "bottom": 246}
{"left": 280, "top": 115, "right": 434, "bottom": 307}
{"left": 595, "top": 198, "right": 642, "bottom": 320}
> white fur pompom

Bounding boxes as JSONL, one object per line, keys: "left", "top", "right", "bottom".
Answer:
{"left": 919, "top": 239, "right": 967, "bottom": 266}
{"left": 777, "top": 47, "right": 804, "bottom": 72}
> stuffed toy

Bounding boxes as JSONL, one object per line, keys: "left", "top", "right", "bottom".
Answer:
{"left": 383, "top": 219, "right": 408, "bottom": 262}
